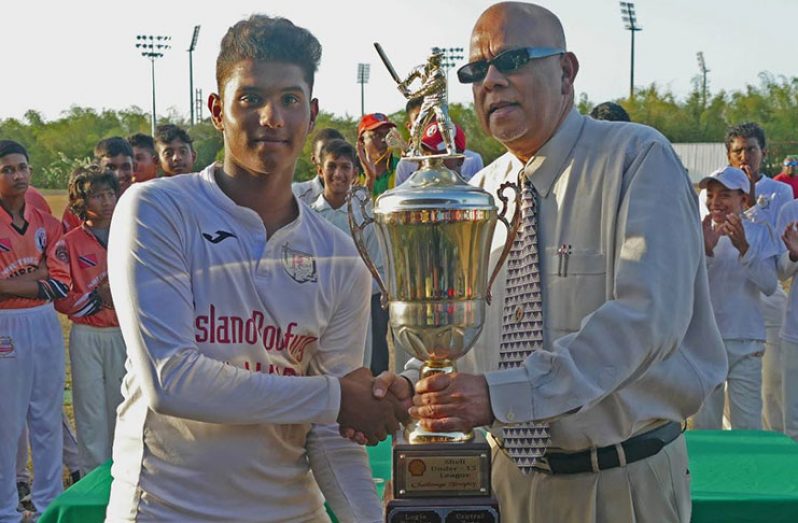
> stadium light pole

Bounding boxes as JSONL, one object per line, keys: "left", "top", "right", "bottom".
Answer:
{"left": 357, "top": 63, "right": 370, "bottom": 117}
{"left": 136, "top": 34, "right": 171, "bottom": 135}
{"left": 696, "top": 51, "right": 710, "bottom": 109}
{"left": 619, "top": 2, "right": 642, "bottom": 99}
{"left": 432, "top": 46, "right": 464, "bottom": 98}
{"left": 188, "top": 26, "right": 201, "bottom": 126}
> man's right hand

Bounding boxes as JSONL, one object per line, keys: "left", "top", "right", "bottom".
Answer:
{"left": 338, "top": 368, "right": 409, "bottom": 445}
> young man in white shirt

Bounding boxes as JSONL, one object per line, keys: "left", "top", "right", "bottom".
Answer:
{"left": 699, "top": 123, "right": 794, "bottom": 432}
{"left": 106, "top": 15, "right": 406, "bottom": 522}
{"left": 693, "top": 166, "right": 780, "bottom": 429}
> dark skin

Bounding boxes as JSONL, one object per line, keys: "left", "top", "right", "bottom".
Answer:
{"left": 209, "top": 59, "right": 408, "bottom": 442}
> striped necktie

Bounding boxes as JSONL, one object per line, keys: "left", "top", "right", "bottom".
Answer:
{"left": 498, "top": 179, "right": 550, "bottom": 474}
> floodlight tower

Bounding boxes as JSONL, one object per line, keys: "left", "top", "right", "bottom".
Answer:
{"left": 188, "top": 26, "right": 201, "bottom": 126}
{"left": 357, "top": 63, "right": 370, "bottom": 117}
{"left": 620, "top": 2, "right": 642, "bottom": 98}
{"left": 135, "top": 34, "right": 172, "bottom": 134}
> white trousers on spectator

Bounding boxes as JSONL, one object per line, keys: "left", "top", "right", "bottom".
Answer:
{"left": 762, "top": 289, "right": 787, "bottom": 431}
{"left": 693, "top": 339, "right": 763, "bottom": 430}
{"left": 68, "top": 324, "right": 126, "bottom": 474}
{"left": 782, "top": 339, "right": 798, "bottom": 441}
{"left": 16, "top": 412, "right": 80, "bottom": 482}
{"left": 489, "top": 433, "right": 691, "bottom": 522}
{"left": 0, "top": 304, "right": 64, "bottom": 522}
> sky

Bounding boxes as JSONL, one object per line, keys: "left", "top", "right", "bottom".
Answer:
{"left": 3, "top": 0, "right": 796, "bottom": 124}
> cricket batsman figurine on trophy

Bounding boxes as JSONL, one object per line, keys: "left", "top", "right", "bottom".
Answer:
{"left": 347, "top": 44, "right": 522, "bottom": 523}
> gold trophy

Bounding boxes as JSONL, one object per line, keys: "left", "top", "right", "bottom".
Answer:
{"left": 347, "top": 44, "right": 521, "bottom": 523}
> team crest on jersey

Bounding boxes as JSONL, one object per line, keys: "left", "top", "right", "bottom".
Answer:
{"left": 55, "top": 241, "right": 69, "bottom": 263}
{"left": 0, "top": 336, "right": 14, "bottom": 358}
{"left": 34, "top": 227, "right": 47, "bottom": 253}
{"left": 0, "top": 238, "right": 11, "bottom": 253}
{"left": 78, "top": 253, "right": 97, "bottom": 269}
{"left": 282, "top": 245, "right": 317, "bottom": 283}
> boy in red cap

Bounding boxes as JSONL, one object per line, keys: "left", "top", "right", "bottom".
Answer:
{"left": 356, "top": 113, "right": 401, "bottom": 197}
{"left": 420, "top": 120, "right": 467, "bottom": 174}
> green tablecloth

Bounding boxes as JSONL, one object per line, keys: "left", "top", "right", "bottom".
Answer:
{"left": 688, "top": 430, "right": 798, "bottom": 522}
{"left": 39, "top": 430, "right": 798, "bottom": 523}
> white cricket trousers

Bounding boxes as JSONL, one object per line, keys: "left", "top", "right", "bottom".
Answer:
{"left": 489, "top": 433, "right": 691, "bottom": 522}
{"left": 693, "top": 339, "right": 763, "bottom": 430}
{"left": 782, "top": 339, "right": 798, "bottom": 441}
{"left": 16, "top": 412, "right": 80, "bottom": 482}
{"left": 0, "top": 304, "right": 64, "bottom": 522}
{"left": 68, "top": 324, "right": 126, "bottom": 474}
{"left": 761, "top": 289, "right": 787, "bottom": 431}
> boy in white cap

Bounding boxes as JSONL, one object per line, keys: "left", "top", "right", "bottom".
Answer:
{"left": 693, "top": 166, "right": 781, "bottom": 430}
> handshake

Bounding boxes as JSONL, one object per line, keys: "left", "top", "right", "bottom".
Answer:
{"left": 336, "top": 368, "right": 413, "bottom": 445}
{"left": 336, "top": 367, "right": 495, "bottom": 445}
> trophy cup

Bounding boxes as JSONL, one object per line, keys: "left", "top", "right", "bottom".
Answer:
{"left": 347, "top": 44, "right": 521, "bottom": 523}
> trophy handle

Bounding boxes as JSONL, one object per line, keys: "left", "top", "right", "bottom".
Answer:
{"left": 486, "top": 171, "right": 523, "bottom": 305}
{"left": 347, "top": 185, "right": 390, "bottom": 306}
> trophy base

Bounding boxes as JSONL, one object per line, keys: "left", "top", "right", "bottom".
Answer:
{"left": 386, "top": 496, "right": 500, "bottom": 523}
{"left": 393, "top": 431, "right": 491, "bottom": 498}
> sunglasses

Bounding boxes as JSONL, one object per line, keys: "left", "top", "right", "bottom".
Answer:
{"left": 457, "top": 47, "right": 565, "bottom": 84}
{"left": 784, "top": 161, "right": 798, "bottom": 167}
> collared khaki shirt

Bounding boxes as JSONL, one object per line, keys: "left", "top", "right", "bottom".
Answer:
{"left": 458, "top": 109, "right": 727, "bottom": 451}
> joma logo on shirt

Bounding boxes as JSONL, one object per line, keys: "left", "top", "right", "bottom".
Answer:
{"left": 195, "top": 305, "right": 317, "bottom": 362}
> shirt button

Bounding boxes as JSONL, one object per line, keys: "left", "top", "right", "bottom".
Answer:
{"left": 514, "top": 306, "right": 524, "bottom": 322}
{"left": 506, "top": 411, "right": 515, "bottom": 421}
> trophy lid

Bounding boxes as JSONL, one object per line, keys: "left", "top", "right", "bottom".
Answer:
{"left": 374, "top": 157, "right": 496, "bottom": 216}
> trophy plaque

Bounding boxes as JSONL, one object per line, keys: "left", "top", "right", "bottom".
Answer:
{"left": 348, "top": 44, "right": 522, "bottom": 523}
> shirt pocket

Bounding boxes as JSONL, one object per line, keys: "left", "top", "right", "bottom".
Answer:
{"left": 543, "top": 248, "right": 607, "bottom": 333}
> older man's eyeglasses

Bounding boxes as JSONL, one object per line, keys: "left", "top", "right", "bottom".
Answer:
{"left": 457, "top": 47, "right": 565, "bottom": 84}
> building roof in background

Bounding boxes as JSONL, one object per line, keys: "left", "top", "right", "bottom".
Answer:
{"left": 672, "top": 143, "right": 728, "bottom": 185}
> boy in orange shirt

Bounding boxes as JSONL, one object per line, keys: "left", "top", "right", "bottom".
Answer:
{"left": 0, "top": 140, "right": 70, "bottom": 521}
{"left": 55, "top": 165, "right": 125, "bottom": 474}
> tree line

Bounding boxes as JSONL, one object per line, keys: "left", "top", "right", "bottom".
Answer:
{"left": 3, "top": 73, "right": 797, "bottom": 189}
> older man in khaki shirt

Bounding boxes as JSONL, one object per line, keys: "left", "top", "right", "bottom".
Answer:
{"left": 369, "top": 2, "right": 727, "bottom": 521}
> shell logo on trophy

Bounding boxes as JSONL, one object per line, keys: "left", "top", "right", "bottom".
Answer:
{"left": 348, "top": 43, "right": 522, "bottom": 523}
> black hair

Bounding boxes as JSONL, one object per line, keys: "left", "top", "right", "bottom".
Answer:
{"left": 216, "top": 15, "right": 321, "bottom": 94}
{"left": 0, "top": 140, "right": 29, "bottom": 162}
{"left": 68, "top": 165, "right": 120, "bottom": 220}
{"left": 725, "top": 122, "right": 766, "bottom": 152}
{"left": 94, "top": 137, "right": 133, "bottom": 160}
{"left": 589, "top": 102, "right": 630, "bottom": 122}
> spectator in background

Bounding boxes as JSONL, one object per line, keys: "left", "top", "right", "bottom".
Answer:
{"left": 55, "top": 166, "right": 126, "bottom": 475}
{"left": 777, "top": 199, "right": 798, "bottom": 441}
{"left": 154, "top": 124, "right": 196, "bottom": 176}
{"left": 693, "top": 166, "right": 779, "bottom": 430}
{"left": 128, "top": 133, "right": 159, "bottom": 183}
{"left": 420, "top": 121, "right": 468, "bottom": 174}
{"left": 62, "top": 137, "right": 135, "bottom": 233}
{"left": 590, "top": 101, "right": 631, "bottom": 122}
{"left": 774, "top": 155, "right": 798, "bottom": 199}
{"left": 292, "top": 127, "right": 345, "bottom": 205}
{"left": 308, "top": 139, "right": 389, "bottom": 374}
{"left": 707, "top": 123, "right": 793, "bottom": 433}
{"left": 396, "top": 100, "right": 484, "bottom": 185}
{"left": 356, "top": 113, "right": 401, "bottom": 197}
{"left": 0, "top": 139, "right": 70, "bottom": 521}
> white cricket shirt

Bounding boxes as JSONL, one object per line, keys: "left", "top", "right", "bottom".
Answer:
{"left": 106, "top": 165, "right": 380, "bottom": 522}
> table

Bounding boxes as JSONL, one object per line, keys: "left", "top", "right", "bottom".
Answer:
{"left": 39, "top": 430, "right": 798, "bottom": 523}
